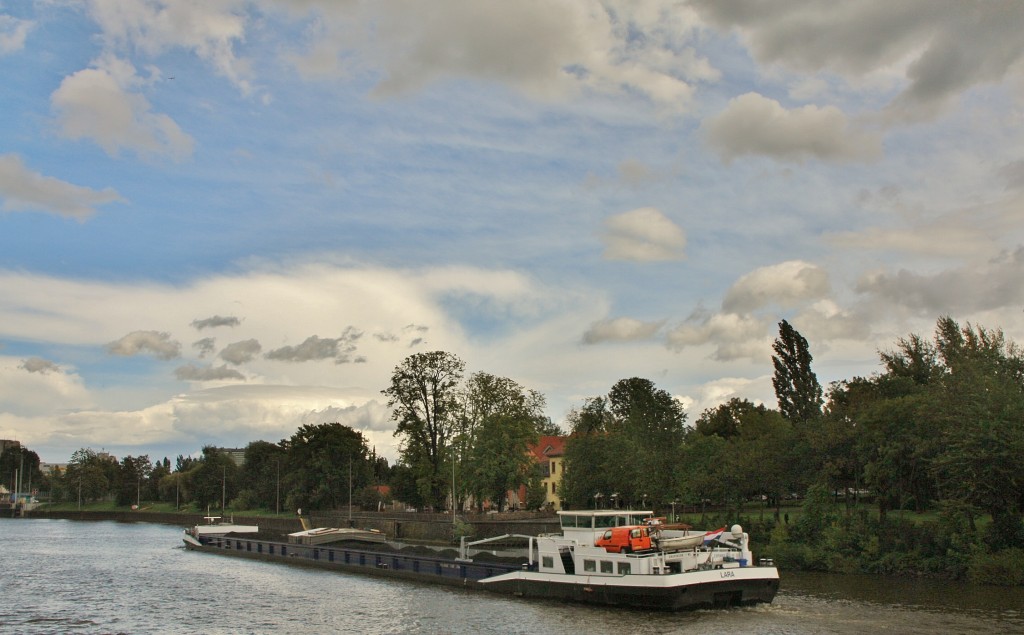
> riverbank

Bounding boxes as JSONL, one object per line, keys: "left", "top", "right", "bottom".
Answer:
{"left": 22, "top": 506, "right": 560, "bottom": 544}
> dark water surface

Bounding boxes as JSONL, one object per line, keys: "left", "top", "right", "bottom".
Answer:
{"left": 1, "top": 519, "right": 1021, "bottom": 634}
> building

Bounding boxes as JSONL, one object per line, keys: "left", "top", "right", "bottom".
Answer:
{"left": 530, "top": 435, "right": 566, "bottom": 510}
{"left": 0, "top": 439, "right": 22, "bottom": 455}
{"left": 220, "top": 448, "right": 247, "bottom": 467}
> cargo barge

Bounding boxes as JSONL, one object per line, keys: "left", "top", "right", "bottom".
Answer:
{"left": 182, "top": 510, "right": 779, "bottom": 611}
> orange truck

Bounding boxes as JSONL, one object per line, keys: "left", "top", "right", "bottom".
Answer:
{"left": 595, "top": 525, "right": 655, "bottom": 553}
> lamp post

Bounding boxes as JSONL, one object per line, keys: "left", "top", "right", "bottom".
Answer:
{"left": 593, "top": 492, "right": 603, "bottom": 509}
{"left": 275, "top": 458, "right": 280, "bottom": 515}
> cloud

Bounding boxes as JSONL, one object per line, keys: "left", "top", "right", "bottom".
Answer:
{"left": 856, "top": 246, "right": 1024, "bottom": 315}
{"left": 0, "top": 15, "right": 33, "bottom": 54}
{"left": 0, "top": 154, "right": 123, "bottom": 220}
{"left": 690, "top": 1, "right": 1024, "bottom": 123}
{"left": 666, "top": 311, "right": 771, "bottom": 361}
{"left": 106, "top": 331, "right": 181, "bottom": 360}
{"left": 174, "top": 363, "right": 245, "bottom": 382}
{"left": 265, "top": 328, "right": 363, "bottom": 364}
{"left": 602, "top": 207, "right": 686, "bottom": 262}
{"left": 582, "top": 317, "right": 664, "bottom": 344}
{"left": 702, "top": 92, "right": 882, "bottom": 163}
{"left": 282, "top": 1, "right": 714, "bottom": 113}
{"left": 192, "top": 315, "right": 241, "bottom": 330}
{"left": 19, "top": 357, "right": 62, "bottom": 375}
{"left": 220, "top": 339, "right": 262, "bottom": 365}
{"left": 51, "top": 56, "right": 194, "bottom": 159}
{"left": 722, "top": 260, "right": 831, "bottom": 313}
{"left": 193, "top": 338, "right": 216, "bottom": 357}
{"left": 84, "top": 0, "right": 252, "bottom": 93}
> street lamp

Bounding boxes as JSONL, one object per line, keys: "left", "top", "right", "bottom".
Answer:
{"left": 593, "top": 492, "right": 603, "bottom": 509}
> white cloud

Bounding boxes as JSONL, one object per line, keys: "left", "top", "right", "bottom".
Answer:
{"left": 0, "top": 15, "right": 33, "bottom": 54}
{"left": 666, "top": 311, "right": 771, "bottom": 362}
{"left": 107, "top": 331, "right": 182, "bottom": 360}
{"left": 690, "top": 0, "right": 1024, "bottom": 123}
{"left": 855, "top": 246, "right": 1024, "bottom": 316}
{"left": 0, "top": 154, "right": 123, "bottom": 220}
{"left": 219, "top": 339, "right": 262, "bottom": 365}
{"left": 174, "top": 363, "right": 246, "bottom": 382}
{"left": 722, "top": 260, "right": 831, "bottom": 313}
{"left": 85, "top": 0, "right": 252, "bottom": 93}
{"left": 19, "top": 357, "right": 62, "bottom": 375}
{"left": 582, "top": 317, "right": 664, "bottom": 344}
{"left": 602, "top": 207, "right": 686, "bottom": 261}
{"left": 51, "top": 56, "right": 194, "bottom": 159}
{"left": 702, "top": 92, "right": 882, "bottom": 163}
{"left": 278, "top": 0, "right": 715, "bottom": 113}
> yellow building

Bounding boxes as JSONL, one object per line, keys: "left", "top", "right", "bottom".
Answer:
{"left": 530, "top": 436, "right": 566, "bottom": 510}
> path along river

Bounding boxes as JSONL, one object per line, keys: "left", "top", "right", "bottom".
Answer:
{"left": 1, "top": 518, "right": 1021, "bottom": 634}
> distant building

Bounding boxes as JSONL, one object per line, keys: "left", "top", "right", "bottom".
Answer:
{"left": 0, "top": 439, "right": 22, "bottom": 455}
{"left": 40, "top": 463, "right": 67, "bottom": 475}
{"left": 529, "top": 436, "right": 567, "bottom": 510}
{"left": 220, "top": 448, "right": 246, "bottom": 467}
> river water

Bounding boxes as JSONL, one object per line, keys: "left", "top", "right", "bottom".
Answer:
{"left": 1, "top": 518, "right": 1021, "bottom": 634}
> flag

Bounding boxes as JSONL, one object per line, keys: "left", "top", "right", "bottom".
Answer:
{"left": 703, "top": 527, "right": 726, "bottom": 544}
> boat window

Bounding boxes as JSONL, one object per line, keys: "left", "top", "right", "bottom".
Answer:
{"left": 583, "top": 560, "right": 596, "bottom": 572}
{"left": 542, "top": 556, "right": 554, "bottom": 569}
{"left": 617, "top": 562, "right": 631, "bottom": 575}
{"left": 600, "top": 561, "right": 613, "bottom": 573}
{"left": 595, "top": 516, "right": 616, "bottom": 528}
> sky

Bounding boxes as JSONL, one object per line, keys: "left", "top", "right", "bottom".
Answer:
{"left": 1, "top": 1, "right": 1023, "bottom": 465}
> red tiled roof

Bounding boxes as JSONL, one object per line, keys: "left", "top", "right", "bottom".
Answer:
{"left": 529, "top": 435, "right": 566, "bottom": 460}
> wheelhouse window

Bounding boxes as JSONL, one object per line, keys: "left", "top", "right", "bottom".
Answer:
{"left": 600, "top": 561, "right": 613, "bottom": 573}
{"left": 542, "top": 556, "right": 554, "bottom": 569}
{"left": 583, "top": 560, "right": 596, "bottom": 572}
{"left": 617, "top": 562, "right": 631, "bottom": 575}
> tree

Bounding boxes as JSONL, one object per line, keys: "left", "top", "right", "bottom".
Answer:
{"left": 383, "top": 351, "right": 465, "bottom": 509}
{"left": 458, "top": 372, "right": 545, "bottom": 511}
{"left": 285, "top": 423, "right": 371, "bottom": 511}
{"left": 239, "top": 440, "right": 287, "bottom": 511}
{"left": 114, "top": 455, "right": 152, "bottom": 506}
{"left": 606, "top": 377, "right": 687, "bottom": 508}
{"left": 772, "top": 319, "right": 823, "bottom": 425}
{"left": 560, "top": 398, "right": 616, "bottom": 509}
{"left": 189, "top": 446, "right": 240, "bottom": 511}
{"left": 65, "top": 448, "right": 116, "bottom": 503}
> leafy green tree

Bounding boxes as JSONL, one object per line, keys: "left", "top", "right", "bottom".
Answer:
{"left": 189, "top": 446, "right": 240, "bottom": 511}
{"left": 383, "top": 351, "right": 465, "bottom": 509}
{"left": 930, "top": 318, "right": 1024, "bottom": 545}
{"left": 772, "top": 319, "right": 823, "bottom": 425}
{"left": 65, "top": 448, "right": 116, "bottom": 503}
{"left": 560, "top": 398, "right": 616, "bottom": 509}
{"left": 239, "top": 440, "right": 287, "bottom": 511}
{"left": 458, "top": 372, "right": 545, "bottom": 511}
{"left": 285, "top": 423, "right": 371, "bottom": 511}
{"left": 114, "top": 455, "right": 152, "bottom": 506}
{"left": 0, "top": 445, "right": 42, "bottom": 495}
{"left": 606, "top": 377, "right": 687, "bottom": 508}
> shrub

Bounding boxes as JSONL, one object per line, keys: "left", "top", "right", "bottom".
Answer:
{"left": 967, "top": 548, "right": 1024, "bottom": 586}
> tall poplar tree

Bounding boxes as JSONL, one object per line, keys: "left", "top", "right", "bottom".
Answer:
{"left": 772, "top": 319, "right": 823, "bottom": 425}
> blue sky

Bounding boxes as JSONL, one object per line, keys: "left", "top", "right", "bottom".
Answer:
{"left": 2, "top": 1, "right": 1023, "bottom": 463}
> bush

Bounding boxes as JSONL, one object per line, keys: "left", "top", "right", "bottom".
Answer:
{"left": 967, "top": 548, "right": 1024, "bottom": 586}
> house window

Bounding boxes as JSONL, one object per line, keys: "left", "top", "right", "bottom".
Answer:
{"left": 600, "top": 561, "right": 613, "bottom": 573}
{"left": 552, "top": 482, "right": 557, "bottom": 494}
{"left": 583, "top": 560, "right": 596, "bottom": 572}
{"left": 551, "top": 461, "right": 555, "bottom": 474}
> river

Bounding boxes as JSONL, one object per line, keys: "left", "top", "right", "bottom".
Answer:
{"left": 1, "top": 518, "right": 1021, "bottom": 634}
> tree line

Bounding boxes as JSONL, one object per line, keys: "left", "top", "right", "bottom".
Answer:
{"left": 9, "top": 315, "right": 1023, "bottom": 582}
